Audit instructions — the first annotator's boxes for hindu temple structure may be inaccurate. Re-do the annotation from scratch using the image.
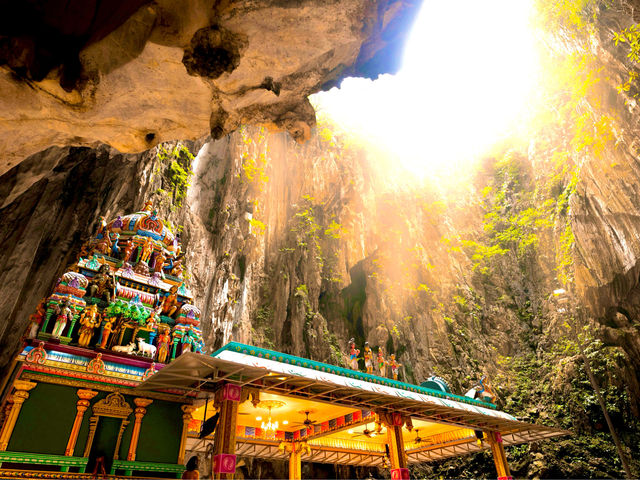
[0,202,205,477]
[0,202,568,479]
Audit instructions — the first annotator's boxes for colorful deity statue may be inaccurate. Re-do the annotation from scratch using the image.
[377,347,386,377]
[152,250,166,273]
[87,264,115,303]
[52,300,72,338]
[26,299,47,339]
[389,354,402,381]
[110,232,120,257]
[156,326,172,363]
[170,254,184,278]
[97,316,115,349]
[348,338,360,370]
[140,237,154,264]
[77,304,100,347]
[363,342,373,374]
[122,239,136,263]
[159,285,181,318]
[465,375,496,403]
[95,216,107,239]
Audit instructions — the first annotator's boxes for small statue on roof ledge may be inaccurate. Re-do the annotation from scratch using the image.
[363,342,373,374]
[348,338,360,370]
[465,375,496,403]
[388,354,402,381]
[377,346,386,377]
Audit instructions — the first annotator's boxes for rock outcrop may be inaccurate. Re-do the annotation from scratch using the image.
[0,0,421,175]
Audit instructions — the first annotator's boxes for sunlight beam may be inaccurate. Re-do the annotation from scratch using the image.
[312,0,540,179]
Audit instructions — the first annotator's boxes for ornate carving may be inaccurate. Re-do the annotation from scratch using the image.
[86,353,106,375]
[142,363,156,380]
[91,392,132,418]
[25,342,47,365]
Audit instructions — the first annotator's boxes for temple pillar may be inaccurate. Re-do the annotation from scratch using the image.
[0,380,37,451]
[178,404,196,465]
[487,431,512,480]
[385,413,409,480]
[126,398,153,461]
[0,396,14,430]
[212,383,241,479]
[65,389,98,456]
[288,444,302,480]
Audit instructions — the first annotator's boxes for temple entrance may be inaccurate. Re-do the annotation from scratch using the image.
[87,416,120,474]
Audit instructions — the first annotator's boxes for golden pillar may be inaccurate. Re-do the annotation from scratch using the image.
[288,444,302,480]
[384,413,409,480]
[0,380,37,451]
[178,404,196,465]
[0,396,14,430]
[487,431,512,480]
[126,398,153,461]
[212,383,241,479]
[65,389,98,456]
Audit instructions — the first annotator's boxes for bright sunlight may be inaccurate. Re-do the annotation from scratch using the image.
[312,0,541,178]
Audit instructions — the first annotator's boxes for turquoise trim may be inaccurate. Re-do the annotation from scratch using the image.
[211,342,496,409]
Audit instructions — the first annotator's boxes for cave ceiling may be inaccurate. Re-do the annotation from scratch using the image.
[0,0,421,176]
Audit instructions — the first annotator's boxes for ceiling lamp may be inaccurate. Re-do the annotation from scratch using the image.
[257,400,285,436]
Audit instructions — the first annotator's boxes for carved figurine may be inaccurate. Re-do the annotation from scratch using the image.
[377,347,386,377]
[152,250,166,273]
[97,316,115,349]
[95,216,107,239]
[110,232,120,257]
[363,342,373,374]
[136,337,156,358]
[26,299,46,339]
[170,254,184,277]
[156,327,172,363]
[140,237,154,264]
[465,375,496,403]
[122,240,136,263]
[389,354,402,381]
[159,285,181,318]
[77,305,100,347]
[348,338,360,370]
[52,300,72,338]
[87,264,115,303]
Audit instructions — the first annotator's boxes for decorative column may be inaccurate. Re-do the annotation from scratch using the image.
[65,389,98,456]
[126,398,153,461]
[288,444,302,480]
[212,383,241,479]
[487,431,512,480]
[0,380,37,451]
[83,416,100,457]
[0,396,14,430]
[178,404,196,465]
[385,413,409,480]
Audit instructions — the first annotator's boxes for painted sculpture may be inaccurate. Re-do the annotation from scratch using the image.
[465,375,496,403]
[26,201,205,362]
[363,342,373,374]
[377,347,386,377]
[348,338,360,370]
[389,354,402,381]
[52,300,72,339]
[26,300,46,339]
[77,305,100,347]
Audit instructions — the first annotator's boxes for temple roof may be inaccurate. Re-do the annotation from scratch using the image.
[137,342,568,466]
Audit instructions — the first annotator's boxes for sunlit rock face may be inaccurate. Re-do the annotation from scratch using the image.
[0,0,420,175]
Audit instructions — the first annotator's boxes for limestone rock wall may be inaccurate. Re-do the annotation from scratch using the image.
[0,0,421,175]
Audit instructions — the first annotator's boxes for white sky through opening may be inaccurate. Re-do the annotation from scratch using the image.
[312,0,540,179]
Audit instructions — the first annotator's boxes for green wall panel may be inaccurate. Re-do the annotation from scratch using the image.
[135,400,182,464]
[7,383,78,455]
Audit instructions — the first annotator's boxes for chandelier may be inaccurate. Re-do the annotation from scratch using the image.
[257,400,285,434]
